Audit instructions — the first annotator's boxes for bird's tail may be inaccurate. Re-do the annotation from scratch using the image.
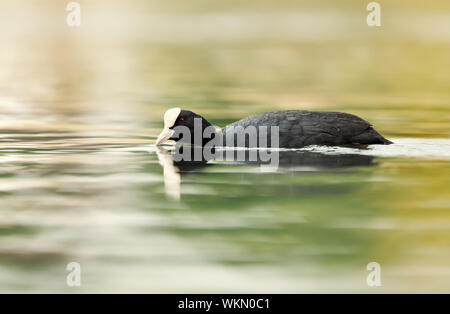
[381,137,393,145]
[351,127,393,145]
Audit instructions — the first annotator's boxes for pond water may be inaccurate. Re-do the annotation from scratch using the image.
[0,1,449,293]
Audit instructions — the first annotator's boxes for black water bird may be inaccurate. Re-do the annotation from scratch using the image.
[156,108,392,148]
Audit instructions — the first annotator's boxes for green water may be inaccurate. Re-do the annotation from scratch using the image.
[0,1,449,293]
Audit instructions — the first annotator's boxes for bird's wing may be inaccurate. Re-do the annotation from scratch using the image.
[222,110,372,147]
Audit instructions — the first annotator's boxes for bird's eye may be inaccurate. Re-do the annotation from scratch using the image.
[178,118,185,123]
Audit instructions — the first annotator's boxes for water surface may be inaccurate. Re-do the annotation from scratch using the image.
[0,1,449,293]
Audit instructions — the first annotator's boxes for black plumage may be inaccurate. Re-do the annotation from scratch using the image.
[158,109,392,148]
[219,110,392,148]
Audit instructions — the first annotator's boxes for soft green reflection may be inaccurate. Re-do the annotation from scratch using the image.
[0,1,449,293]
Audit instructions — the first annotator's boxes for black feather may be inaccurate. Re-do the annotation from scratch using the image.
[169,110,392,148]
[218,110,392,148]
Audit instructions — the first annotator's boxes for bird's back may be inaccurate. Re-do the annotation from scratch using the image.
[219,110,389,148]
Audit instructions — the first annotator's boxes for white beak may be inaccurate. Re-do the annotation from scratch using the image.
[156,128,174,145]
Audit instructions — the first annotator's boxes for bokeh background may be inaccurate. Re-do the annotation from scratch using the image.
[0,0,449,292]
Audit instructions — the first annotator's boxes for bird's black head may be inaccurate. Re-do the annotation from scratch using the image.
[156,108,215,146]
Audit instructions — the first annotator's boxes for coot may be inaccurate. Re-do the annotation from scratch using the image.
[156,108,392,148]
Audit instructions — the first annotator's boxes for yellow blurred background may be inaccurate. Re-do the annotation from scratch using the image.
[0,1,449,293]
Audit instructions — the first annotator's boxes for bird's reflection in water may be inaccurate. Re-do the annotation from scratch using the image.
[156,145,375,199]
[156,147,181,200]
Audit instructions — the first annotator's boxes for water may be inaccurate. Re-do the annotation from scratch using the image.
[0,1,449,293]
